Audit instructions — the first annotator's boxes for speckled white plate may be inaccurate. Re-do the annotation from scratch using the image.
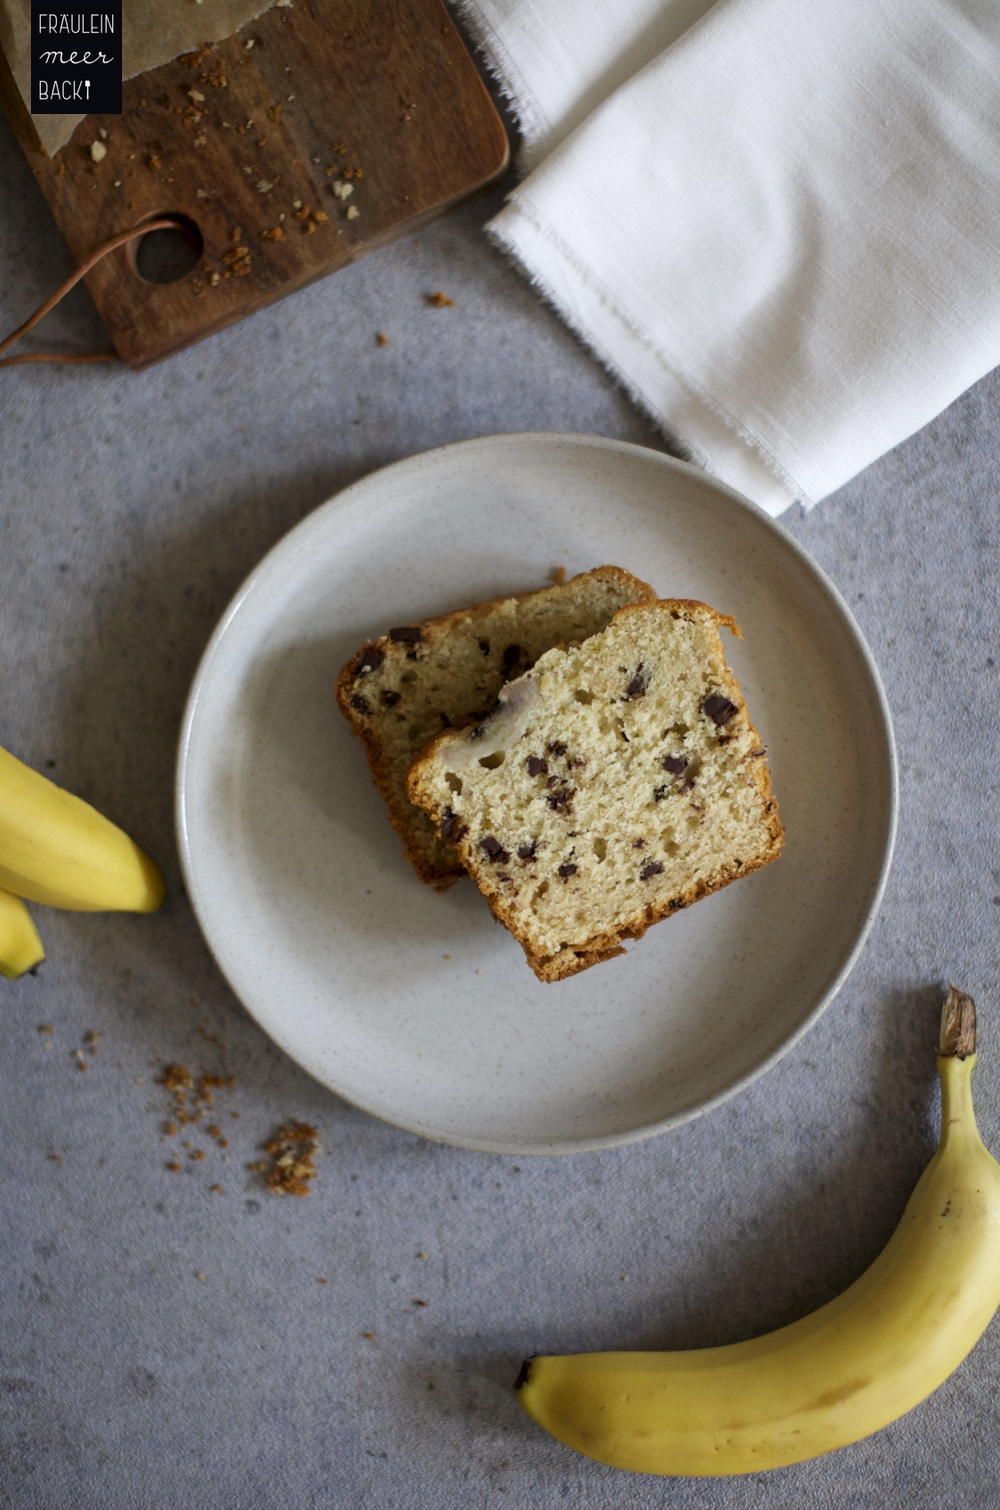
[176,433,896,1154]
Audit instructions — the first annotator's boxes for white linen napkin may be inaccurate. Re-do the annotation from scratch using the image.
[460,0,1000,513]
[455,0,718,169]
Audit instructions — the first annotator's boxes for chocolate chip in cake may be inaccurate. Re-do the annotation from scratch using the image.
[640,860,664,880]
[517,840,538,861]
[480,835,510,864]
[546,784,575,814]
[624,664,649,700]
[381,689,401,707]
[440,807,461,839]
[661,754,689,775]
[389,626,423,644]
[355,646,384,676]
[526,756,548,777]
[546,741,568,759]
[349,693,371,715]
[557,862,578,879]
[703,693,738,726]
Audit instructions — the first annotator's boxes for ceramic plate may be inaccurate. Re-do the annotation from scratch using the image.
[176,434,896,1154]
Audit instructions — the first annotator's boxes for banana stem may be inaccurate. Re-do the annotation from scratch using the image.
[936,987,980,1155]
[939,985,976,1058]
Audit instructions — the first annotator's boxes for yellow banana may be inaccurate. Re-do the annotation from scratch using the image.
[0,887,45,978]
[0,743,164,913]
[517,986,1000,1476]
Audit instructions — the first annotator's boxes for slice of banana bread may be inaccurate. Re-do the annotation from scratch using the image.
[335,567,656,887]
[406,599,783,979]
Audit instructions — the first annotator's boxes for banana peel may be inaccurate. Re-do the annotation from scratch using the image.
[0,742,164,918]
[517,986,1000,1476]
[0,887,44,978]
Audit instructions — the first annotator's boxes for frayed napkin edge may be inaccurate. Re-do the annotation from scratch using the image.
[450,0,553,171]
[488,191,811,515]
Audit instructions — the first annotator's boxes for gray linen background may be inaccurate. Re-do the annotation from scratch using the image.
[1,82,998,1510]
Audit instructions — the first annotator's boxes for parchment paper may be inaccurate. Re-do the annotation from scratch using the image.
[0,0,281,155]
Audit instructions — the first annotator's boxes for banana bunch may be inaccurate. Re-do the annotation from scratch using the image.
[517,986,1000,1476]
[0,742,165,978]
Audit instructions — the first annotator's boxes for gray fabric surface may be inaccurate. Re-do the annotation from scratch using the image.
[1,91,999,1509]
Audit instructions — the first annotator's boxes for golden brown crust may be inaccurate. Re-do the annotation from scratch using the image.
[463,837,778,982]
[607,596,742,639]
[517,832,783,981]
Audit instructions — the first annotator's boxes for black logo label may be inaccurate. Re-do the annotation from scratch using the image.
[31,3,123,114]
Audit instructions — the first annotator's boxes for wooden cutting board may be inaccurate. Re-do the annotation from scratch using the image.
[0,0,509,367]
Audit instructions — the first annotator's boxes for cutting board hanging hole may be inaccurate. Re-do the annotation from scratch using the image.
[132,215,204,286]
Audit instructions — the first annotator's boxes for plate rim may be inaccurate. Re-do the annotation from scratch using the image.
[175,431,898,1155]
